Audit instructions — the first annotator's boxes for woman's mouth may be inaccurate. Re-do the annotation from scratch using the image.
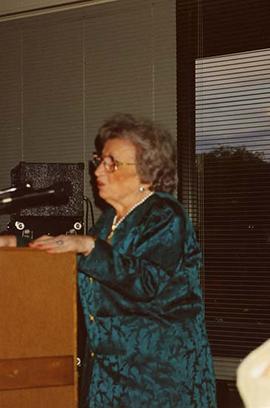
[97,180,105,188]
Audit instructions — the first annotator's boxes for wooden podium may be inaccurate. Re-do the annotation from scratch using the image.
[0,248,78,408]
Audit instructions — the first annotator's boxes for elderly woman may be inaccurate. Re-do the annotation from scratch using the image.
[0,114,216,407]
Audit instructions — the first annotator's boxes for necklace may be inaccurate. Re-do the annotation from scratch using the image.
[107,192,154,240]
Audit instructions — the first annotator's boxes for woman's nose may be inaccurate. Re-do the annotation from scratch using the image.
[95,161,105,176]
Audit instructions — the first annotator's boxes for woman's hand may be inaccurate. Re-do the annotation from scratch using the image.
[0,235,17,248]
[29,234,95,256]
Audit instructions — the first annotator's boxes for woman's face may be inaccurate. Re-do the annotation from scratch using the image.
[94,138,143,207]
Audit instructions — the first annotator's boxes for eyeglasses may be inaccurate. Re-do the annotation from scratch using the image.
[90,153,136,173]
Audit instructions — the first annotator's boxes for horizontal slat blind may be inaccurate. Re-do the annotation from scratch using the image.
[0,0,176,231]
[196,48,270,358]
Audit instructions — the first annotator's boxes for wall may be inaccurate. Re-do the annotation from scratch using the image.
[0,0,176,230]
[0,0,113,17]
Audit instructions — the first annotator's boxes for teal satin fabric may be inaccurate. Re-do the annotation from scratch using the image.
[78,192,217,407]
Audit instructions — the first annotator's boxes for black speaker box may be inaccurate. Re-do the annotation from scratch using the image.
[7,162,84,238]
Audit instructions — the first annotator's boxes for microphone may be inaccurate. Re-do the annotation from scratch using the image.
[0,183,32,197]
[0,182,72,214]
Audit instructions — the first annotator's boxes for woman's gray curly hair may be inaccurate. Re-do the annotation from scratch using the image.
[95,113,177,193]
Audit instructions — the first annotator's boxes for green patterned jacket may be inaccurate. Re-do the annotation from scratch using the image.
[78,192,217,408]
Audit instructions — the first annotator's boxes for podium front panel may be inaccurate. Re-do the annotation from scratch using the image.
[0,248,78,408]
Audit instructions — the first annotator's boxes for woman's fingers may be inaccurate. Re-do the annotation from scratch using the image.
[0,235,17,247]
[29,234,94,255]
[29,235,67,251]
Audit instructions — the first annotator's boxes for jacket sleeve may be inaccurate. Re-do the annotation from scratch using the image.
[78,204,201,301]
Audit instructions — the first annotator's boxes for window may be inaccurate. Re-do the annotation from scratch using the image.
[196,48,270,362]
[177,0,270,384]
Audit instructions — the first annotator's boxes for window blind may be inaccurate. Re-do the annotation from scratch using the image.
[177,0,270,384]
[196,48,270,359]
[0,0,176,231]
